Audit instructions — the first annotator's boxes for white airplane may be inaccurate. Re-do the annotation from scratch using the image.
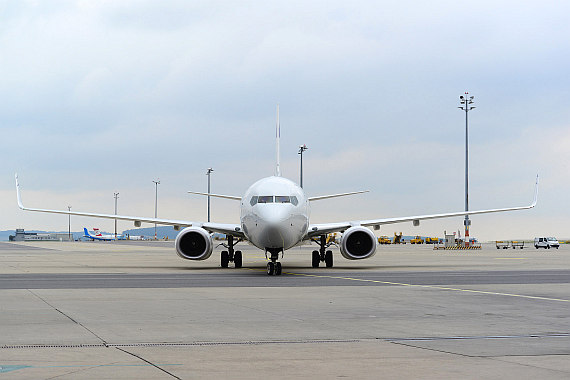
[15,108,538,275]
[83,227,125,241]
[125,234,151,241]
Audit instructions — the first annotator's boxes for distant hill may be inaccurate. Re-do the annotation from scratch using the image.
[0,230,16,241]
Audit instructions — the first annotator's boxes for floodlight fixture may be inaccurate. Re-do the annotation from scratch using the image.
[458,92,475,246]
[206,168,214,222]
[298,144,308,188]
[114,192,119,239]
[153,179,160,239]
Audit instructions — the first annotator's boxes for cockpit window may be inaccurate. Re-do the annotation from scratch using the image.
[252,195,299,205]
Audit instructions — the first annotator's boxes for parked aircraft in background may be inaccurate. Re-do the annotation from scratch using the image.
[83,228,125,241]
[125,234,151,241]
[16,107,538,275]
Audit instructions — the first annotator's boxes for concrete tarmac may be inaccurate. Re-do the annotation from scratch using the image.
[0,241,568,379]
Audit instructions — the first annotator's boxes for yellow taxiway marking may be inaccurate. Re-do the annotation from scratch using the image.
[276,271,570,303]
[495,258,526,260]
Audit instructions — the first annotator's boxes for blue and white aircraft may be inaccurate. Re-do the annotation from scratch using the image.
[15,107,538,275]
[83,228,125,241]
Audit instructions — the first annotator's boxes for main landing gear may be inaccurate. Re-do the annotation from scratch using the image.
[220,235,243,269]
[265,248,283,276]
[311,235,334,268]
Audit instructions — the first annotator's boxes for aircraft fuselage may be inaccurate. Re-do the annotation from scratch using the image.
[240,176,309,252]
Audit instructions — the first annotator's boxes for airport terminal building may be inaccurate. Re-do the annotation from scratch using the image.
[9,229,72,242]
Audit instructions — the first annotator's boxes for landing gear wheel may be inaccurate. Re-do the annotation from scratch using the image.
[325,250,333,268]
[221,251,229,268]
[312,250,320,268]
[267,262,275,275]
[234,251,242,268]
[275,262,282,275]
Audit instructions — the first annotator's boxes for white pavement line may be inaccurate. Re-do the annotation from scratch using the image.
[283,272,570,303]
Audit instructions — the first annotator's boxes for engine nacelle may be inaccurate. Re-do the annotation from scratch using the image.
[175,227,213,261]
[339,226,377,260]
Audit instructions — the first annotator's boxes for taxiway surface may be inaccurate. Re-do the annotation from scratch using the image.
[0,241,568,379]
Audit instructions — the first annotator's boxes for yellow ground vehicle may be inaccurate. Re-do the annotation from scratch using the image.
[327,233,338,244]
[425,237,439,244]
[410,236,424,244]
[393,232,404,244]
[378,236,391,244]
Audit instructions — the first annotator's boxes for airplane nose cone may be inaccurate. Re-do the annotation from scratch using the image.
[257,205,291,224]
[263,225,284,247]
[256,205,293,248]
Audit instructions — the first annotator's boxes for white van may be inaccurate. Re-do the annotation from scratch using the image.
[534,237,559,249]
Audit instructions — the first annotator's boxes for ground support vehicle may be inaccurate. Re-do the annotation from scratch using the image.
[410,236,424,244]
[393,232,404,244]
[496,241,510,249]
[534,237,559,249]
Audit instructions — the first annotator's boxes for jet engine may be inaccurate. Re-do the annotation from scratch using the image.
[175,227,213,261]
[339,226,377,260]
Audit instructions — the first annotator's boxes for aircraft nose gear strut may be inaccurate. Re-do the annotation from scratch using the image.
[220,235,243,268]
[311,235,334,268]
[265,248,283,275]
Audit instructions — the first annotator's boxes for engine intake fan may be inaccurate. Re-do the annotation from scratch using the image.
[339,226,377,260]
[175,227,213,261]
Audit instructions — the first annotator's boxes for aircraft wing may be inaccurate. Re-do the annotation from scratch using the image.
[187,191,241,201]
[307,175,538,238]
[308,190,369,201]
[15,175,245,238]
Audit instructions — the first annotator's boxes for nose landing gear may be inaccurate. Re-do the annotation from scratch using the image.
[265,248,283,276]
[266,261,282,275]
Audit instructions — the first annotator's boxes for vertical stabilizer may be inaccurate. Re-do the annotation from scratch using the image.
[275,105,281,177]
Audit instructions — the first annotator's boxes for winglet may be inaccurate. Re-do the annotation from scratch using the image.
[15,173,25,210]
[531,174,539,207]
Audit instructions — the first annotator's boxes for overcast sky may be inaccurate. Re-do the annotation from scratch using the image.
[1,0,568,240]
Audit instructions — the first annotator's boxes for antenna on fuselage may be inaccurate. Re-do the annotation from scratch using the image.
[275,104,281,177]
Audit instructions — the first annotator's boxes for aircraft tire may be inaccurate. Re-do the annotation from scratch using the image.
[325,250,333,268]
[275,262,282,275]
[267,262,275,275]
[221,251,229,268]
[312,251,320,268]
[234,251,242,268]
